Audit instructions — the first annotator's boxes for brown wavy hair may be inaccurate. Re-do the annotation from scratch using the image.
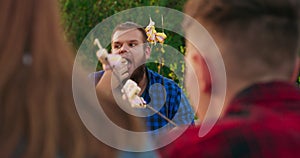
[0,0,116,157]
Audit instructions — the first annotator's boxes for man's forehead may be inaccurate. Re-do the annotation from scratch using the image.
[112,28,143,42]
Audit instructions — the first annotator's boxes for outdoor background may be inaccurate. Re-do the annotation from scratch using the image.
[59,0,300,86]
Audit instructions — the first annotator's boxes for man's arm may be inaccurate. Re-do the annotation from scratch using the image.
[95,70,146,132]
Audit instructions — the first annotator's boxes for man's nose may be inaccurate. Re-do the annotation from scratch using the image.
[119,44,129,54]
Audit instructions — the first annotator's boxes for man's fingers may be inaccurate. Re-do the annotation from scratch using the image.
[105,54,130,85]
[102,64,112,71]
[117,66,127,74]
[121,72,129,80]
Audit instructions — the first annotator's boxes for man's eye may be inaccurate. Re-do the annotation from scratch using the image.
[129,43,137,47]
[114,45,121,49]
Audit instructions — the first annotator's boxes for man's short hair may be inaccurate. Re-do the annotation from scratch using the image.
[112,21,148,43]
[184,0,299,79]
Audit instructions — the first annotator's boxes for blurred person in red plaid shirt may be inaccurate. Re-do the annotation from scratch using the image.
[159,0,300,157]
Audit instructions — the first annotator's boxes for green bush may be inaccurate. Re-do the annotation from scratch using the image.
[60,0,186,49]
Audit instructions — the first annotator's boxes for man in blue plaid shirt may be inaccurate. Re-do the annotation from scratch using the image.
[94,21,194,131]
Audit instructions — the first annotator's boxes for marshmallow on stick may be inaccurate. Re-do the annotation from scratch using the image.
[94,39,109,64]
[121,79,146,108]
[94,38,125,70]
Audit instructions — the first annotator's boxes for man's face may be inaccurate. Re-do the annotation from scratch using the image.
[111,29,150,76]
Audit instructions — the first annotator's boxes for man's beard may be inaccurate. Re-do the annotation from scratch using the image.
[130,64,146,84]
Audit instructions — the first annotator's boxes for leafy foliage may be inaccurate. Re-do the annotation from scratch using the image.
[60,0,186,49]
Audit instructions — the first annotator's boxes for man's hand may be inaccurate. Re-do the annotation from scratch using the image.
[95,39,129,86]
[102,54,129,88]
[111,56,130,83]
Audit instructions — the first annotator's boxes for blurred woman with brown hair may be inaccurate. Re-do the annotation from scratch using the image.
[0,0,126,157]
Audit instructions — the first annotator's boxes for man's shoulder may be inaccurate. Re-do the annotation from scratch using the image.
[159,126,202,157]
[159,122,252,157]
[176,114,300,156]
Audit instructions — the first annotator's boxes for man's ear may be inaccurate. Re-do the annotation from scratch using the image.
[192,52,212,93]
[145,45,151,60]
[291,57,300,83]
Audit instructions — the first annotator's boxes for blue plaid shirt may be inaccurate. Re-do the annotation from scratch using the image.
[93,68,194,131]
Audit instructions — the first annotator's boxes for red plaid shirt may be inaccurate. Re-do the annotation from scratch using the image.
[159,81,300,158]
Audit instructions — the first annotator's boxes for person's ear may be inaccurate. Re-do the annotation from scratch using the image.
[191,52,211,93]
[145,45,151,60]
[291,57,300,83]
